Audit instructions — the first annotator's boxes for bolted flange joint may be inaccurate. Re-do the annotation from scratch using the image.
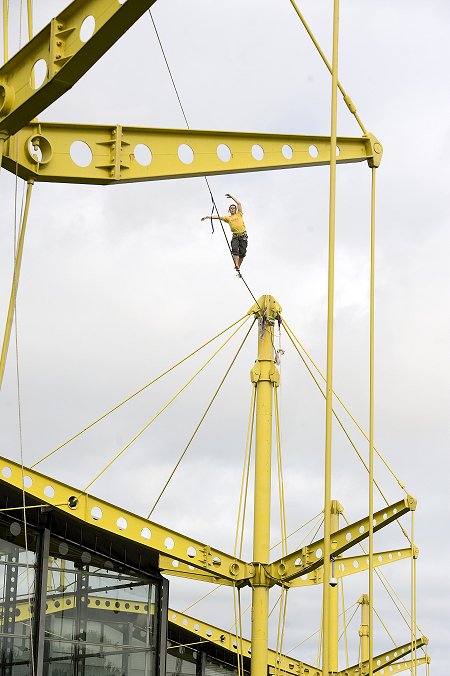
[249,563,275,589]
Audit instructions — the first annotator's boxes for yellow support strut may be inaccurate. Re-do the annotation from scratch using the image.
[0,179,34,390]
[248,295,281,676]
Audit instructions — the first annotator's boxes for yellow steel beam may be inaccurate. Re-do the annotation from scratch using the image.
[9,597,430,676]
[337,637,428,676]
[8,597,321,675]
[2,123,383,184]
[0,455,252,584]
[288,548,413,587]
[159,554,235,586]
[10,595,155,623]
[271,496,416,583]
[167,609,321,676]
[0,0,158,138]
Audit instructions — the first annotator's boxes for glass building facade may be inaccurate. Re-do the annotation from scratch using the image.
[0,486,248,676]
[0,513,162,676]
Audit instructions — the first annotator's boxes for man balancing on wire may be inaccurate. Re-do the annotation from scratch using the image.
[201,194,248,276]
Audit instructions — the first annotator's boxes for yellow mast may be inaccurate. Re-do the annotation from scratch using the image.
[248,294,281,676]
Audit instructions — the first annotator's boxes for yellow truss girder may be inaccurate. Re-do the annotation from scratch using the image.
[0,455,251,584]
[288,548,413,587]
[0,456,415,590]
[9,596,429,676]
[6,596,317,675]
[2,123,383,184]
[8,596,155,624]
[167,608,320,676]
[0,0,158,138]
[337,637,429,676]
[271,496,416,583]
[159,554,236,586]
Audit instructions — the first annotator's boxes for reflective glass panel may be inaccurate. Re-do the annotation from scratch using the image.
[44,540,159,676]
[0,519,37,676]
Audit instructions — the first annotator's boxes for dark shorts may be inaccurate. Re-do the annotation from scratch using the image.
[231,232,248,258]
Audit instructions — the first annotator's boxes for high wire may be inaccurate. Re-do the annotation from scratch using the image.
[148,9,260,306]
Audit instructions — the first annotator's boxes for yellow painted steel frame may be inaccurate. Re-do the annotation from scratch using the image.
[12,596,429,676]
[337,637,429,676]
[271,496,416,583]
[288,548,412,587]
[12,596,155,623]
[2,124,383,184]
[0,455,251,585]
[0,0,158,137]
[167,609,321,676]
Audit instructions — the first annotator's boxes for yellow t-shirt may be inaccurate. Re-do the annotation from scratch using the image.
[222,210,246,235]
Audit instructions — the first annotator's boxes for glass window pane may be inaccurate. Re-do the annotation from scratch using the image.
[0,518,37,676]
[44,538,159,676]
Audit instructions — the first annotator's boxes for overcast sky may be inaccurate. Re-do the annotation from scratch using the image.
[1,0,449,673]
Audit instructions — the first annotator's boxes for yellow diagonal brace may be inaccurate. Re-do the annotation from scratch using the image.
[0,455,251,584]
[337,637,428,676]
[271,496,416,583]
[167,609,321,676]
[288,548,413,587]
[339,656,430,676]
[0,0,158,137]
[159,554,235,586]
[2,123,383,184]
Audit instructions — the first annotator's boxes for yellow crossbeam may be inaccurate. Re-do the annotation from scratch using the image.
[271,496,416,583]
[337,637,428,676]
[0,456,251,584]
[9,595,155,623]
[288,548,412,587]
[2,123,383,184]
[167,609,321,676]
[0,0,158,137]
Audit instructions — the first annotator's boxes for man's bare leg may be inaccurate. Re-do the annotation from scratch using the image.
[233,255,240,269]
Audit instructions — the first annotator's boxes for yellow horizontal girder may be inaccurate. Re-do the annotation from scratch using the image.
[288,548,413,587]
[2,122,383,184]
[168,608,321,676]
[159,554,236,586]
[8,596,156,624]
[0,456,251,584]
[338,637,428,676]
[0,0,158,138]
[271,496,416,583]
[4,597,321,675]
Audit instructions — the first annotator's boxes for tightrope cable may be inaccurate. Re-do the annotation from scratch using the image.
[147,10,260,307]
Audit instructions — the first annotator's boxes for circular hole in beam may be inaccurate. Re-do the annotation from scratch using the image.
[251,144,264,161]
[308,145,319,158]
[178,144,194,164]
[217,144,231,162]
[31,59,47,89]
[70,141,93,167]
[282,144,293,159]
[80,15,95,42]
[134,144,152,166]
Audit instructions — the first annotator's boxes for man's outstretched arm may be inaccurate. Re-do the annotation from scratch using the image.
[225,193,242,212]
[201,215,225,221]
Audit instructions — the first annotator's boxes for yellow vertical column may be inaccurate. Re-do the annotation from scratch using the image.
[248,295,281,676]
[329,500,343,673]
[322,1,340,674]
[358,595,370,664]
